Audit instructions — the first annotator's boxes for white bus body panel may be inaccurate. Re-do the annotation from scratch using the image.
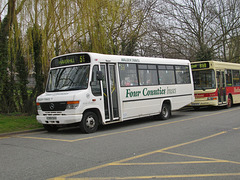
[120,84,194,120]
[36,89,104,125]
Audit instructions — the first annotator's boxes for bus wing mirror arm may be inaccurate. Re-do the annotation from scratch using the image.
[97,71,103,81]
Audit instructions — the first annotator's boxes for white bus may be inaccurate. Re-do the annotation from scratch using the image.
[36,52,194,133]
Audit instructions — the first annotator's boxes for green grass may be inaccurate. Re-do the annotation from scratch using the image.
[0,113,43,134]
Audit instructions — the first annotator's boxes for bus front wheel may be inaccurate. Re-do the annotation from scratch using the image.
[80,111,99,133]
[160,103,171,120]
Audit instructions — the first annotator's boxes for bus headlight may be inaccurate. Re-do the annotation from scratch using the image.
[66,101,80,109]
[36,102,41,110]
[207,97,217,100]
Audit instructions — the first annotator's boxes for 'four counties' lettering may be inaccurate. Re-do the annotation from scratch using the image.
[126,87,176,98]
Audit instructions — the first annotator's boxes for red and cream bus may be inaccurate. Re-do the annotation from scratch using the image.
[190,61,240,109]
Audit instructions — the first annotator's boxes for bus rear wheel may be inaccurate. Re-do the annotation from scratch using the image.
[160,103,171,120]
[80,111,99,133]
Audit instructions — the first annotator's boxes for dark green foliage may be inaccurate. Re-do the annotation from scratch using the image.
[27,24,44,98]
[15,33,29,113]
[196,45,214,61]
[32,24,44,96]
[0,16,12,113]
[23,24,44,114]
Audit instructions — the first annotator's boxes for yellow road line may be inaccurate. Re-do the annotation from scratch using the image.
[161,151,240,165]
[114,131,227,164]
[111,161,224,165]
[48,131,228,180]
[50,173,240,179]
[17,136,74,142]
[161,151,225,162]
[157,131,226,152]
[19,107,240,142]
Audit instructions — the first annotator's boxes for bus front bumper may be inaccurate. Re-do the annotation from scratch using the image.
[36,114,83,125]
[189,100,218,106]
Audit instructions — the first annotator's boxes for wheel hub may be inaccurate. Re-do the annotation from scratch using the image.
[162,107,168,117]
[86,116,95,129]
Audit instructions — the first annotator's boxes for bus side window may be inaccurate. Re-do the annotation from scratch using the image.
[91,65,102,96]
[233,70,240,86]
[138,64,158,86]
[119,63,138,86]
[158,65,176,84]
[175,65,191,84]
[226,70,232,87]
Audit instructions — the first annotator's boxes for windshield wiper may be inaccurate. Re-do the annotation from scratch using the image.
[48,88,60,92]
[65,87,81,91]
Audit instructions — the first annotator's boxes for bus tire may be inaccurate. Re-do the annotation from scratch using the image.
[43,124,58,132]
[226,95,232,108]
[160,103,171,120]
[80,111,99,133]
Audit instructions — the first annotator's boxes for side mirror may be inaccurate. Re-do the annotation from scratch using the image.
[97,71,103,81]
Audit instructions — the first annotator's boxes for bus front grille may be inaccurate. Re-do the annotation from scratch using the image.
[40,102,67,111]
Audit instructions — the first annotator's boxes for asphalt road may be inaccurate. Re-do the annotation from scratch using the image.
[1,105,240,180]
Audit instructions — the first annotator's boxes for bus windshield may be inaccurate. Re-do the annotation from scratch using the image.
[192,70,215,90]
[46,65,90,92]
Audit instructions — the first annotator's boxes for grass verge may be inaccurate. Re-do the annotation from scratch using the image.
[0,113,42,134]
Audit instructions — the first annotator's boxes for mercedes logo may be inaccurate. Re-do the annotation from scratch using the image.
[49,103,55,110]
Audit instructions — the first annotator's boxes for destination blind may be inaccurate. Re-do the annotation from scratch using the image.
[191,62,210,69]
[51,54,91,68]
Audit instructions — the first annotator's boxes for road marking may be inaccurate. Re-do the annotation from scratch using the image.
[160,151,240,165]
[16,136,73,142]
[48,131,235,180]
[111,131,227,165]
[49,173,240,179]
[18,107,240,142]
[112,160,225,165]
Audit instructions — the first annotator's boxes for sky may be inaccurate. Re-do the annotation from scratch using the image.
[0,0,8,20]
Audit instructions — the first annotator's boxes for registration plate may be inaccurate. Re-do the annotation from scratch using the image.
[191,103,200,106]
[46,117,57,120]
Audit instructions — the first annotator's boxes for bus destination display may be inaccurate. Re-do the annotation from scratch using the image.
[51,54,90,68]
[191,62,209,69]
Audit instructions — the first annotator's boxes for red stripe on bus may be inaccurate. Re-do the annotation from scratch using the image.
[195,87,240,98]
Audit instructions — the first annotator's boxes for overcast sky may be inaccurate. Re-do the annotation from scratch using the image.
[0,0,8,20]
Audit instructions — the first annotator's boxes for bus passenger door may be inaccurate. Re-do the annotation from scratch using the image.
[217,71,226,104]
[101,64,119,122]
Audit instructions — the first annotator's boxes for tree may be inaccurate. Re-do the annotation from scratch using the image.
[27,24,44,97]
[0,0,16,113]
[15,27,29,113]
[145,0,240,61]
[228,35,240,63]
[213,0,240,62]
[0,0,28,113]
[160,0,217,61]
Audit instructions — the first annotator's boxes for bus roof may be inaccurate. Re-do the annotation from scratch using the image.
[191,60,240,70]
[51,52,190,68]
